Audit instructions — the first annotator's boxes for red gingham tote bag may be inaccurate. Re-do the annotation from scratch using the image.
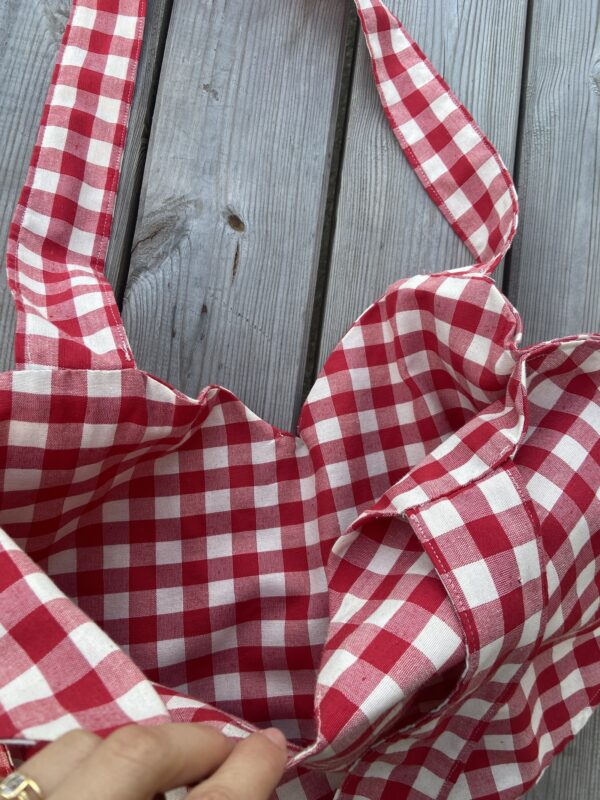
[1,2,599,798]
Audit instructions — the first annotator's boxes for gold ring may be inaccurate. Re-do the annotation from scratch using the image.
[0,772,44,800]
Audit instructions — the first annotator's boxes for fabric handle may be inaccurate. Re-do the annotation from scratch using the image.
[354,0,519,272]
[5,0,518,371]
[5,0,146,370]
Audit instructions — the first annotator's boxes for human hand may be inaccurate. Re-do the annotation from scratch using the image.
[8,723,288,800]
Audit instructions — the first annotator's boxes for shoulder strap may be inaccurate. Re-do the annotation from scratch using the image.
[354,0,519,274]
[6,0,145,370]
[5,0,517,371]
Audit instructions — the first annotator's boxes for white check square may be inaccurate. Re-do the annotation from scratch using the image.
[325,460,351,488]
[552,433,589,471]
[258,572,287,598]
[42,124,68,152]
[208,578,235,606]
[399,117,424,146]
[477,155,502,188]
[253,482,279,508]
[214,672,242,701]
[105,54,131,80]
[156,586,184,614]
[79,319,114,357]
[52,83,77,109]
[256,528,282,553]
[422,153,448,183]
[95,95,122,124]
[206,533,233,559]
[114,14,139,40]
[430,92,458,122]
[479,471,522,513]
[62,45,87,68]
[445,187,471,220]
[318,648,357,688]
[87,138,112,168]
[32,168,60,196]
[453,559,499,607]
[80,422,117,448]
[390,28,411,54]
[155,495,181,519]
[418,498,464,537]
[454,123,480,154]
[380,78,401,106]
[411,615,462,668]
[155,540,182,565]
[69,621,118,666]
[72,6,97,30]
[8,420,48,448]
[73,289,106,316]
[21,207,51,239]
[69,227,96,257]
[407,61,433,89]
[205,489,231,514]
[313,416,342,443]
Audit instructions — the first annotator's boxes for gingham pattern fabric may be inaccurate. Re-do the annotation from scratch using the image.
[5,0,141,370]
[0,2,598,799]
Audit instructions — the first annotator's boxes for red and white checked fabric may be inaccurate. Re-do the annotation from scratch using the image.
[0,1,598,799]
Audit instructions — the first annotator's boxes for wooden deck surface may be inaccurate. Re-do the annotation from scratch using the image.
[1,1,599,796]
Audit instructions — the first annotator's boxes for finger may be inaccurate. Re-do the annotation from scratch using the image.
[187,728,287,800]
[47,723,235,800]
[14,730,101,798]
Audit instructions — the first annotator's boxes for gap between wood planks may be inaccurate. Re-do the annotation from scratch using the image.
[502,0,535,300]
[295,1,360,421]
[112,0,175,308]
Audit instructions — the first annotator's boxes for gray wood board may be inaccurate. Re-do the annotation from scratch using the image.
[505,0,600,346]
[0,0,172,369]
[121,0,351,432]
[317,0,529,373]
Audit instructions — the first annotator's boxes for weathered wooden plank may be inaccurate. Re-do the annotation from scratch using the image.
[0,0,172,369]
[504,0,600,346]
[121,0,351,432]
[316,0,529,375]
[529,712,600,799]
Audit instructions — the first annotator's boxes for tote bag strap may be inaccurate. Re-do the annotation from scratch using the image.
[5,0,145,370]
[5,0,518,371]
[354,0,519,274]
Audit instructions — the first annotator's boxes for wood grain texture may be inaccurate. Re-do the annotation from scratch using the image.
[317,0,529,373]
[0,0,70,371]
[0,0,172,369]
[121,0,350,432]
[505,0,600,347]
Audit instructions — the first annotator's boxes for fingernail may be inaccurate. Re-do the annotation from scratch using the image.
[260,727,287,751]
